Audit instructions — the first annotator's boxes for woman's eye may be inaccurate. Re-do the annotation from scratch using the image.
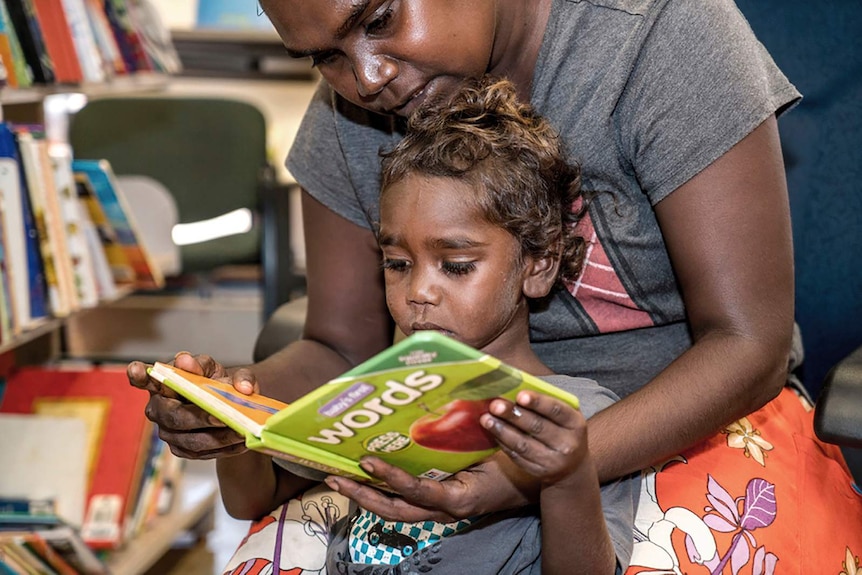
[310,51,338,68]
[366,6,394,35]
[442,261,476,276]
[382,258,409,272]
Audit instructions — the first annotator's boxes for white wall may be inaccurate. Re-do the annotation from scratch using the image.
[147,0,198,29]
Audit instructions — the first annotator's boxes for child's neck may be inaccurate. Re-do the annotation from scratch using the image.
[485,340,554,378]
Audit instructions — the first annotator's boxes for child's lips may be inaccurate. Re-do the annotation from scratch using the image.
[411,323,452,336]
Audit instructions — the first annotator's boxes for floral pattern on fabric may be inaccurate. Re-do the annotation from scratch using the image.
[626,388,862,575]
[722,418,774,466]
[221,483,352,575]
[842,547,861,575]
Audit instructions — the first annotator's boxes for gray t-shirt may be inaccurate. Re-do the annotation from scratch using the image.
[286,0,801,400]
[324,375,637,574]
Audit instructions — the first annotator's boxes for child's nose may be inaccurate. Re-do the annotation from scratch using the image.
[407,267,441,306]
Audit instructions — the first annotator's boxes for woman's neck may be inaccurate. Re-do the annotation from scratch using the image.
[489,0,553,101]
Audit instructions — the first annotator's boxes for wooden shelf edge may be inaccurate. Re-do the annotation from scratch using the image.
[0,73,170,106]
[105,473,218,575]
[0,286,135,356]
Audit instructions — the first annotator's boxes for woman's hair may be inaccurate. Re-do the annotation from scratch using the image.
[380,76,587,286]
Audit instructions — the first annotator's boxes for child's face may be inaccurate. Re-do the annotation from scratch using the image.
[379,174,534,356]
[261,0,497,117]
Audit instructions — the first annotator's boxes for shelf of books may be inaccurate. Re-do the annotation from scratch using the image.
[105,472,218,575]
[0,3,215,574]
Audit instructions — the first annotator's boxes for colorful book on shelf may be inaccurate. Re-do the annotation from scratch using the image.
[72,170,133,288]
[3,0,54,84]
[82,0,125,76]
[0,123,49,327]
[0,365,153,550]
[0,200,14,342]
[13,126,78,317]
[0,123,28,334]
[0,530,79,575]
[58,0,106,83]
[0,0,32,88]
[48,148,101,308]
[31,0,83,84]
[149,331,581,484]
[72,159,164,290]
[103,0,150,73]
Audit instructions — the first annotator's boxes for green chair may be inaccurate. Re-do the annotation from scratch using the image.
[68,96,304,319]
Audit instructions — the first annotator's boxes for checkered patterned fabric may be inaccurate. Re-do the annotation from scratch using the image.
[349,508,476,565]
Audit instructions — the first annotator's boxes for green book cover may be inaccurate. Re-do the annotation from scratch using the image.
[149,332,579,484]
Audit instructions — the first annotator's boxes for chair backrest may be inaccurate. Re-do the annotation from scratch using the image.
[69,96,269,274]
[737,0,862,397]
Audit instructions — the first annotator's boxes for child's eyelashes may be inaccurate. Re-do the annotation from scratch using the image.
[382,258,408,272]
[381,259,477,276]
[442,261,476,276]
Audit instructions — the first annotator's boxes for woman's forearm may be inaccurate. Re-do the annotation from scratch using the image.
[588,330,789,483]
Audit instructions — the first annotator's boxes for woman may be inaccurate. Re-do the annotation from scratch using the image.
[129,1,861,572]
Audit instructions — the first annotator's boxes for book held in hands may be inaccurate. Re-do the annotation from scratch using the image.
[148,331,580,484]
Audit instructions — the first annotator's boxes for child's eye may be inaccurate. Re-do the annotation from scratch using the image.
[442,261,476,276]
[382,258,409,272]
[366,6,394,35]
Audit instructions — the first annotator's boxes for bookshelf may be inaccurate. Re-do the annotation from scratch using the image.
[0,2,219,574]
[105,472,218,575]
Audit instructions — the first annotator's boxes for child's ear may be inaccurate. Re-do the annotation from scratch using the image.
[522,253,561,299]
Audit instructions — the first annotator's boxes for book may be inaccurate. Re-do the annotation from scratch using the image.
[47,147,100,308]
[3,0,54,84]
[0,531,78,575]
[82,0,124,76]
[0,497,55,518]
[72,159,164,290]
[0,414,88,528]
[72,170,133,288]
[31,0,83,84]
[58,0,105,83]
[2,124,49,326]
[149,331,581,484]
[0,366,153,550]
[102,0,150,73]
[0,123,29,334]
[0,0,32,88]
[13,126,77,317]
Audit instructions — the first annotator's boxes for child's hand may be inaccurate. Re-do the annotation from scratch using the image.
[480,390,590,488]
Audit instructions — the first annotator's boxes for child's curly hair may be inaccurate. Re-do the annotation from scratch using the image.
[380,76,587,287]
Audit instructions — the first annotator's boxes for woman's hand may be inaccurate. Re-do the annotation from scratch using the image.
[127,352,259,459]
[324,451,539,523]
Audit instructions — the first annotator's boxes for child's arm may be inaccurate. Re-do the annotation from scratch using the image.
[481,391,617,575]
[217,450,316,520]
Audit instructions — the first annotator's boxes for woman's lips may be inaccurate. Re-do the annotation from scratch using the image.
[393,83,431,117]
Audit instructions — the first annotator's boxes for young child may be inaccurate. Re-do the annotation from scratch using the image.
[220,76,635,574]
[321,76,634,573]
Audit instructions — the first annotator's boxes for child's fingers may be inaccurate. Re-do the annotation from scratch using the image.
[481,397,579,455]
[481,414,552,471]
[512,391,581,429]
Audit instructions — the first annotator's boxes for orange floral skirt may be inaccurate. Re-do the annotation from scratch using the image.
[625,387,862,575]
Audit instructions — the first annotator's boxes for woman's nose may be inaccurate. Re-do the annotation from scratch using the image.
[354,54,397,98]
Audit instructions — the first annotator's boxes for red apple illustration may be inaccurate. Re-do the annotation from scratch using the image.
[409,399,496,452]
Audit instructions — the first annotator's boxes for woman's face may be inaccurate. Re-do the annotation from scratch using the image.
[262,0,498,117]
[378,174,533,358]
